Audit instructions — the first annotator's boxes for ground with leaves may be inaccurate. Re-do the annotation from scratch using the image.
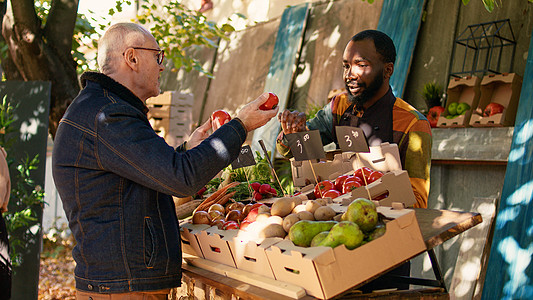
[38,232,76,300]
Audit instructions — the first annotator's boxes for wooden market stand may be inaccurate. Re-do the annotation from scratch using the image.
[177,208,482,299]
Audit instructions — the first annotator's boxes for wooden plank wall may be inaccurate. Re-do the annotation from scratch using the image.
[482,30,533,300]
[377,0,426,98]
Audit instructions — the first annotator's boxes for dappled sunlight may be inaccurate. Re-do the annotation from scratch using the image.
[497,237,533,296]
[515,119,533,145]
[295,62,311,88]
[325,25,341,49]
[495,206,521,229]
[506,180,533,206]
[20,118,40,142]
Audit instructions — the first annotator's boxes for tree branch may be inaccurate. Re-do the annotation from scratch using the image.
[45,0,79,57]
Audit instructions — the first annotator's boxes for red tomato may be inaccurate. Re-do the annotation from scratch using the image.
[224,221,240,230]
[354,167,373,184]
[239,220,252,231]
[344,176,364,186]
[259,92,279,110]
[243,207,260,223]
[342,180,362,194]
[367,170,384,184]
[323,189,341,199]
[314,180,335,198]
[334,175,350,191]
[211,110,231,128]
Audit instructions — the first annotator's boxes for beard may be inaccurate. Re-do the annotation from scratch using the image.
[346,71,384,110]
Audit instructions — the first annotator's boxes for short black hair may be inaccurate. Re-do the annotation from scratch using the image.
[350,30,396,64]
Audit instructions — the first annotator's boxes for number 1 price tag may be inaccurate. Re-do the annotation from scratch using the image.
[335,126,370,153]
[286,130,326,161]
[231,145,256,169]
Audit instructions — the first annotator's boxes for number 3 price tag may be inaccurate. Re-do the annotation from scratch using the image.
[231,145,256,169]
[286,130,326,161]
[335,126,370,153]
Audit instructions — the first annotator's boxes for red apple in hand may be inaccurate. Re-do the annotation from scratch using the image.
[427,106,445,128]
[259,92,279,110]
[211,110,231,129]
[483,102,504,117]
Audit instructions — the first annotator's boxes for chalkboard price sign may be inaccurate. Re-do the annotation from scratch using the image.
[231,145,256,169]
[286,130,325,161]
[335,126,370,153]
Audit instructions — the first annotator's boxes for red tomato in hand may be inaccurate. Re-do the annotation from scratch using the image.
[314,180,335,198]
[354,167,373,184]
[259,92,279,110]
[334,175,350,192]
[211,110,231,128]
[342,180,362,194]
[323,189,341,199]
[367,170,384,184]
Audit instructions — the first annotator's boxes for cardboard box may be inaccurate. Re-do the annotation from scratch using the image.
[265,206,425,299]
[196,227,239,268]
[437,76,481,127]
[469,73,523,127]
[180,223,211,258]
[229,236,283,279]
[333,170,416,208]
[146,91,194,107]
[291,143,402,187]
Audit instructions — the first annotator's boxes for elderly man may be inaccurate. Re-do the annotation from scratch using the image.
[52,22,277,299]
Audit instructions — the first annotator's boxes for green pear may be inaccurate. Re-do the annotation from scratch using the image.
[318,221,364,250]
[343,198,378,232]
[366,224,386,242]
[288,220,337,247]
[456,102,471,115]
[446,102,458,115]
[310,231,330,247]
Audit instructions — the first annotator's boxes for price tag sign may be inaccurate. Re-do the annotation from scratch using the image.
[231,145,256,169]
[286,130,326,161]
[335,126,370,153]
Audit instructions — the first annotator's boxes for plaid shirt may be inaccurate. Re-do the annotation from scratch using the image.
[277,88,432,208]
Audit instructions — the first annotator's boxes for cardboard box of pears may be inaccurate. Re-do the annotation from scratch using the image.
[180,143,425,299]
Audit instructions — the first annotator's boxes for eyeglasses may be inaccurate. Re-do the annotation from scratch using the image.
[127,47,165,65]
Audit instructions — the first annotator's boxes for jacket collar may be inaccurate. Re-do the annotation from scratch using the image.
[80,72,149,115]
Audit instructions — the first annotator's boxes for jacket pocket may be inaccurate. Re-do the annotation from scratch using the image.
[143,217,158,268]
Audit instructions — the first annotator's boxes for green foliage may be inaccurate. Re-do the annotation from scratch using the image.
[0,96,45,267]
[125,0,238,77]
[419,81,443,109]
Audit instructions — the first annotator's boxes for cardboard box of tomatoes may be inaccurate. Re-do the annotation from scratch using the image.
[290,143,402,187]
[469,73,522,127]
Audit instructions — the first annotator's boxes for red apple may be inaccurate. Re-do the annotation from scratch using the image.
[314,180,335,198]
[224,221,240,230]
[427,106,445,128]
[211,110,231,128]
[259,92,279,110]
[483,102,504,117]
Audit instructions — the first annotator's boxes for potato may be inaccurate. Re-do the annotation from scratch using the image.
[282,214,300,232]
[256,213,271,223]
[305,200,323,214]
[292,204,307,214]
[266,215,284,225]
[314,206,336,221]
[333,213,343,222]
[258,204,271,214]
[259,223,286,238]
[271,197,300,217]
[297,210,315,221]
[315,198,329,206]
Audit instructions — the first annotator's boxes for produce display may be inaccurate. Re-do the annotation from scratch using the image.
[444,101,471,119]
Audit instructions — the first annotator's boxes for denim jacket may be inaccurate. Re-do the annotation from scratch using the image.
[52,72,247,293]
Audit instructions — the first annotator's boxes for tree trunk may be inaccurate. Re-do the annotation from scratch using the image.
[2,0,81,139]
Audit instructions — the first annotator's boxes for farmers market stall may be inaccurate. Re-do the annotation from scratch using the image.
[177,208,481,299]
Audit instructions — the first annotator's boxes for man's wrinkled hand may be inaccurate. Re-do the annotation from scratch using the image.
[236,93,279,131]
[186,118,212,149]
